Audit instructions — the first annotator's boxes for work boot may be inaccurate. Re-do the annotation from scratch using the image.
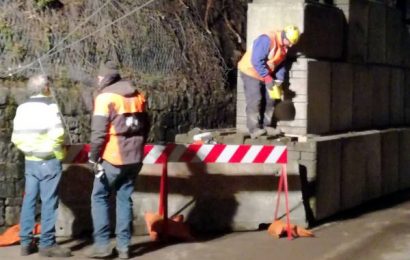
[39,244,72,257]
[116,248,130,259]
[20,242,38,256]
[85,245,113,258]
[264,127,283,137]
[250,128,267,139]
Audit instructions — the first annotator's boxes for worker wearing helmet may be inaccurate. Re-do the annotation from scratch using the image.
[238,25,300,139]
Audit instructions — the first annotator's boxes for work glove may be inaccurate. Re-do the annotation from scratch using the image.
[266,80,283,100]
[89,159,105,178]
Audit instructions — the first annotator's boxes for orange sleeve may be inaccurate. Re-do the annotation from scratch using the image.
[93,93,112,116]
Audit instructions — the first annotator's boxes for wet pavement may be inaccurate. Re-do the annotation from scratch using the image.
[2,190,410,260]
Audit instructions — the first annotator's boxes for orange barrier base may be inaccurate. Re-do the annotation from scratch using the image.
[144,212,194,242]
[267,220,314,239]
[0,224,41,246]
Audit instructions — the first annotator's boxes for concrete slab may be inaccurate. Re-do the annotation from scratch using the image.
[386,7,402,65]
[381,130,400,195]
[367,2,386,64]
[362,132,382,200]
[371,66,390,128]
[389,68,405,126]
[314,138,341,220]
[352,65,373,130]
[331,63,353,132]
[300,3,345,59]
[340,136,366,211]
[348,0,370,63]
[399,129,410,190]
[307,61,331,134]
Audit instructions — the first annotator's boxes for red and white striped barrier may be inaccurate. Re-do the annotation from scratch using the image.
[65,144,288,165]
[64,143,292,239]
[143,144,287,164]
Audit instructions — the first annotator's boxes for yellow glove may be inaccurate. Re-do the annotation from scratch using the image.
[267,83,283,100]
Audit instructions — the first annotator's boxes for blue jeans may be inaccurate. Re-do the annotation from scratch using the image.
[20,158,62,248]
[91,161,141,252]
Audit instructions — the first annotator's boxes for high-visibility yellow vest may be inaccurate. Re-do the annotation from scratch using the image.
[11,95,65,161]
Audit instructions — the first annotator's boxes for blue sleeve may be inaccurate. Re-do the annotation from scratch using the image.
[251,34,271,78]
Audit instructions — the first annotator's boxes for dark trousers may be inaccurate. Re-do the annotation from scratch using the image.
[241,72,275,134]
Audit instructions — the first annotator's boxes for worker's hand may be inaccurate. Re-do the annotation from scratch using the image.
[263,75,274,90]
[89,159,105,178]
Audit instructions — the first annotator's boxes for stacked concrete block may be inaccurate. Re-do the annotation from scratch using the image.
[352,65,373,130]
[347,0,409,66]
[246,2,304,50]
[405,70,410,125]
[299,3,345,59]
[331,63,353,132]
[306,61,331,135]
[380,129,400,195]
[340,135,366,210]
[361,132,383,200]
[398,129,410,190]
[314,137,341,220]
[277,58,310,135]
[347,0,370,63]
[236,75,247,133]
[371,66,390,128]
[386,7,403,65]
[367,2,387,64]
[389,69,405,126]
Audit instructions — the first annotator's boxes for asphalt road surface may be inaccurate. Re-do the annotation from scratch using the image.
[2,190,410,260]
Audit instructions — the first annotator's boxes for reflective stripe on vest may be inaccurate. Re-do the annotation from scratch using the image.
[238,31,287,80]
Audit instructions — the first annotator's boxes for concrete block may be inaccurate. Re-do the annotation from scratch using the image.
[315,139,341,220]
[386,7,402,65]
[341,136,366,210]
[353,65,373,129]
[381,130,399,195]
[371,66,390,128]
[348,0,370,63]
[299,3,345,59]
[389,69,405,126]
[331,63,353,132]
[289,77,308,95]
[307,61,331,134]
[367,2,387,64]
[246,3,304,50]
[404,70,410,125]
[362,132,382,200]
[402,30,410,67]
[133,171,307,233]
[399,129,410,190]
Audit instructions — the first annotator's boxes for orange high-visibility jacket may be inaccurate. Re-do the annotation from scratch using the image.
[238,31,288,81]
[90,80,147,166]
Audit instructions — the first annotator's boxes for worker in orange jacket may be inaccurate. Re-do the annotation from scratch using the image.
[238,25,300,139]
[87,61,149,259]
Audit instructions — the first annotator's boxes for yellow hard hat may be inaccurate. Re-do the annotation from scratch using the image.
[283,25,300,45]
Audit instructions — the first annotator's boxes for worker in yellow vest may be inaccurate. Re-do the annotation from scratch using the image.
[238,25,300,139]
[11,75,71,257]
